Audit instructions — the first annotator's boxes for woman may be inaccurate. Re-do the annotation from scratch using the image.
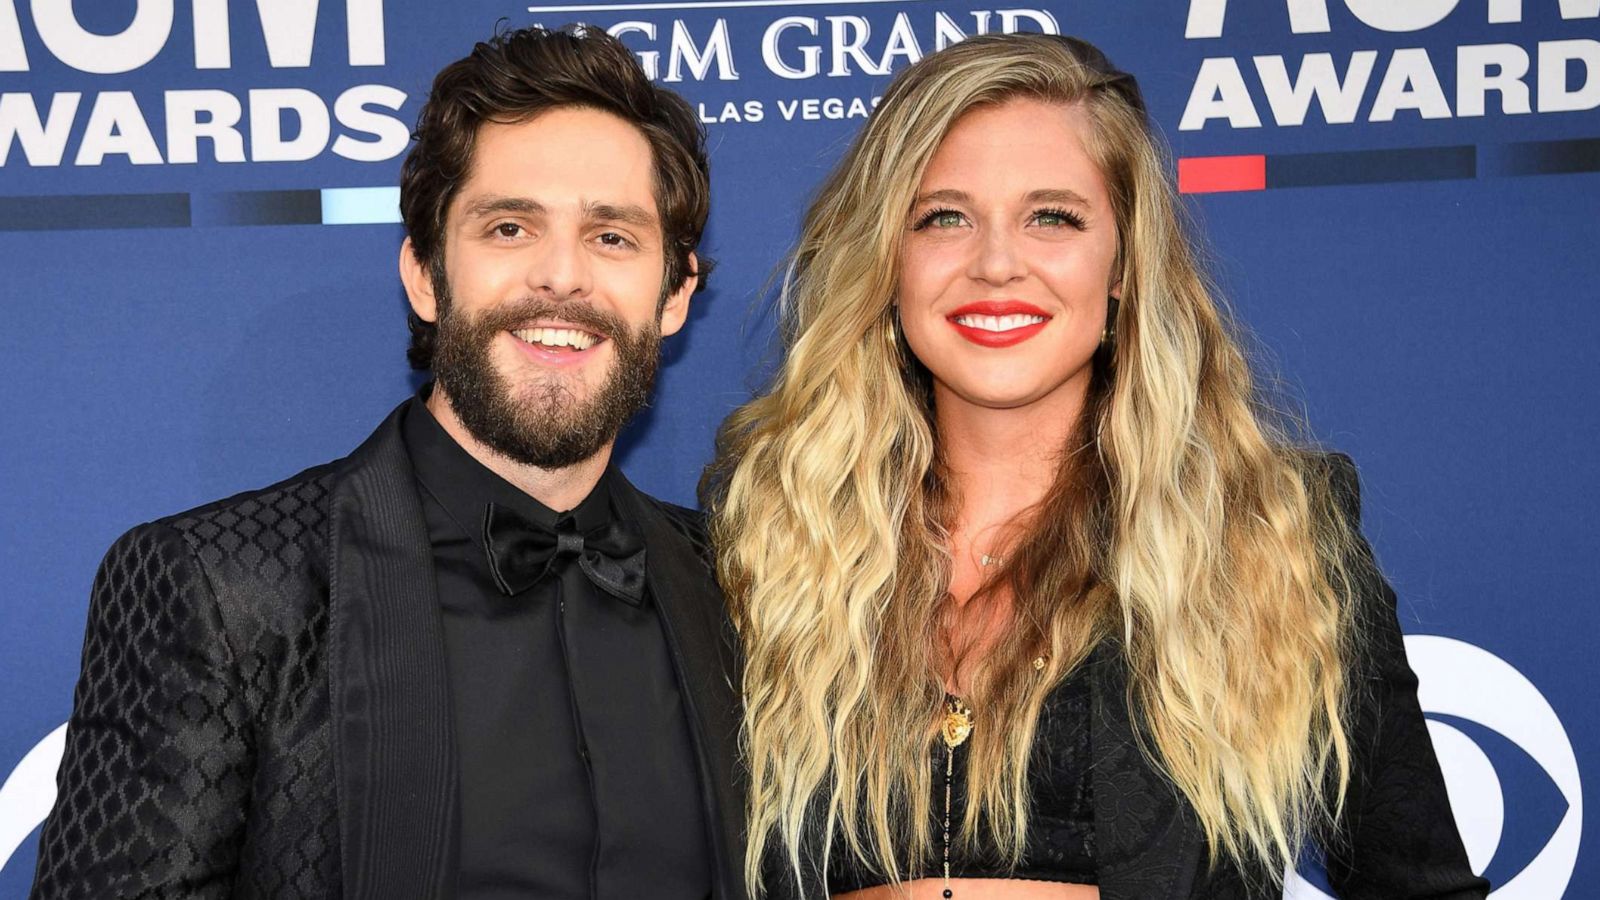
[706,33,1487,900]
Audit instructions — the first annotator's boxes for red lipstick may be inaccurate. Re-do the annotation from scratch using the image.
[946,300,1052,348]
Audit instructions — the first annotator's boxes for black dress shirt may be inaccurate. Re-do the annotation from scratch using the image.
[402,398,711,900]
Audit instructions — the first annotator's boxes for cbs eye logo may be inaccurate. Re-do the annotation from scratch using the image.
[0,722,67,880]
[1287,635,1580,899]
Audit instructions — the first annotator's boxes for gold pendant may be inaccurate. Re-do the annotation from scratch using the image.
[941,697,974,749]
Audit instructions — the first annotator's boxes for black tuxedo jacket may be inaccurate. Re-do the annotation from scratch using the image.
[31,403,746,900]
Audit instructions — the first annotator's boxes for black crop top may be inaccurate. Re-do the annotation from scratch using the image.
[826,671,1097,892]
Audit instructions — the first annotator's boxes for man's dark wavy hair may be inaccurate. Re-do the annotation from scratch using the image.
[399,25,712,370]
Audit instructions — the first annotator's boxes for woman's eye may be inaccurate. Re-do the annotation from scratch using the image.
[914,209,966,231]
[1034,209,1087,230]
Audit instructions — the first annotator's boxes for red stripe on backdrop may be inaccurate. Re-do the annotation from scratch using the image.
[1177,155,1267,194]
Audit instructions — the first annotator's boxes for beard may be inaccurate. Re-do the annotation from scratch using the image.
[430,279,663,469]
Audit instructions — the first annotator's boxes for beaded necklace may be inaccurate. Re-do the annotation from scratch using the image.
[935,654,1046,897]
[938,695,975,898]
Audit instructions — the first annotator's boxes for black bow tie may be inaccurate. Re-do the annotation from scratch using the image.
[482,502,647,605]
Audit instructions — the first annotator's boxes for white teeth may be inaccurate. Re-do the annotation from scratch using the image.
[953,314,1047,332]
[512,327,598,350]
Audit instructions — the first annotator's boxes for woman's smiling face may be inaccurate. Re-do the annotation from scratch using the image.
[898,96,1121,417]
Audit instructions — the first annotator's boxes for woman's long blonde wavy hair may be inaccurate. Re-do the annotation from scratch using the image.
[705,32,1363,895]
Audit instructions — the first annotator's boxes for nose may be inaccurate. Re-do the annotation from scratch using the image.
[526,229,593,300]
[968,225,1027,286]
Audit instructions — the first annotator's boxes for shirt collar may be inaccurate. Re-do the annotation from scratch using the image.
[401,389,616,546]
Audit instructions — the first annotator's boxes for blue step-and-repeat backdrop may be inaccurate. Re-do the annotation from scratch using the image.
[1,0,1595,895]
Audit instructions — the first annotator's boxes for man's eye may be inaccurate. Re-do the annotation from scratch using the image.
[598,232,632,247]
[493,222,523,238]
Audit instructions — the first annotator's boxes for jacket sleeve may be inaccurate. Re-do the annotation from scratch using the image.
[1321,455,1489,899]
[30,523,253,900]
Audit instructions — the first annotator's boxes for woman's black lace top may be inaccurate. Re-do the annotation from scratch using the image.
[826,670,1097,891]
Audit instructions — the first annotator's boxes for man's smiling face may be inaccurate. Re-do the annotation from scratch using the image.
[403,106,694,469]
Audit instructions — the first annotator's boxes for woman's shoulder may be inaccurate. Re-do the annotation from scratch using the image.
[1287,448,1363,523]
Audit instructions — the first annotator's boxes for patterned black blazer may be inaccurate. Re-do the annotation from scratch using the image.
[30,402,746,900]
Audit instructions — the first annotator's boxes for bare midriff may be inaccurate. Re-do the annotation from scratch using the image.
[834,879,1100,900]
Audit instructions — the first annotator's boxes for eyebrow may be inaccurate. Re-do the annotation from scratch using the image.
[461,195,544,220]
[912,188,1094,207]
[1025,188,1093,207]
[458,195,659,232]
[586,201,657,229]
[914,188,970,206]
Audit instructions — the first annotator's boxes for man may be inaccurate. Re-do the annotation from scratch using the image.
[31,26,741,900]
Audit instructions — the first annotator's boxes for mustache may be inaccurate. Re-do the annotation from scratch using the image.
[473,298,627,339]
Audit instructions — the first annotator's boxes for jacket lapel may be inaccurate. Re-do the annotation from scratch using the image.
[327,403,459,899]
[1089,640,1203,900]
[612,476,746,900]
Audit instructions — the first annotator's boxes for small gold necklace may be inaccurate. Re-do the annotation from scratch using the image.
[939,695,974,899]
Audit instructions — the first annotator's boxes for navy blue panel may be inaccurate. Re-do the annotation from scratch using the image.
[1490,138,1600,177]
[0,193,190,231]
[1267,146,1476,189]
[191,190,325,227]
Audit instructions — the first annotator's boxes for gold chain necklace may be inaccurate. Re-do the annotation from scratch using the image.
[939,695,975,899]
